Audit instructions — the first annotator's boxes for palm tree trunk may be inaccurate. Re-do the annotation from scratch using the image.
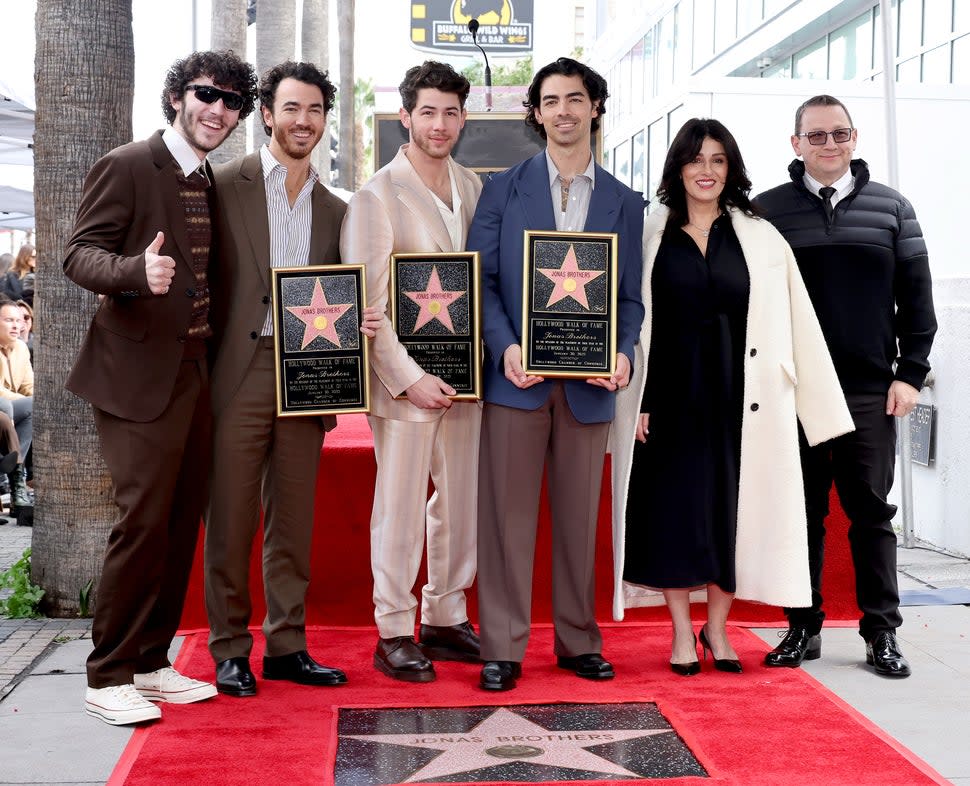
[337,0,355,190]
[255,0,296,147]
[31,0,135,616]
[302,0,330,180]
[210,0,249,163]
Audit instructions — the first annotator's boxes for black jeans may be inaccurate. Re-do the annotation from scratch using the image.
[786,393,901,641]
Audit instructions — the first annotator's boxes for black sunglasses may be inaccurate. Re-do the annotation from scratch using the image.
[185,84,245,112]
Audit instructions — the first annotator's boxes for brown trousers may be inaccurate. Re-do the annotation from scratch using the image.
[87,356,211,688]
[204,339,325,662]
[477,383,609,662]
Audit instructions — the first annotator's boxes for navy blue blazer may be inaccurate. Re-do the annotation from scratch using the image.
[467,151,645,424]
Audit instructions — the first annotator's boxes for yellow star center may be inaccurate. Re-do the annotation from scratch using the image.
[563,278,577,292]
[314,316,328,329]
[429,301,441,315]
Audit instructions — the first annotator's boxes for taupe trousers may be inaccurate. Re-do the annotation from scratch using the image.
[477,382,609,663]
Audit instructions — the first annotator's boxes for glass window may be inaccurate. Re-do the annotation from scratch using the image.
[668,105,688,142]
[923,1,952,45]
[762,57,792,78]
[631,39,644,114]
[614,140,631,188]
[632,130,645,193]
[793,37,828,79]
[715,0,738,53]
[737,0,762,35]
[922,44,951,82]
[896,55,921,83]
[673,4,692,82]
[618,52,632,119]
[897,0,922,58]
[830,11,873,79]
[648,117,667,207]
[953,34,970,84]
[693,0,716,68]
[657,12,675,91]
[643,30,655,101]
[603,146,612,174]
[764,0,788,15]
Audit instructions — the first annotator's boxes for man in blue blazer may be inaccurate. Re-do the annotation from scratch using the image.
[467,57,645,691]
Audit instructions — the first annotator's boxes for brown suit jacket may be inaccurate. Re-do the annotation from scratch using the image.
[340,145,482,421]
[208,150,346,426]
[64,131,213,422]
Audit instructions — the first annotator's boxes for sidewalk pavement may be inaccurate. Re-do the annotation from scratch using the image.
[2,520,969,785]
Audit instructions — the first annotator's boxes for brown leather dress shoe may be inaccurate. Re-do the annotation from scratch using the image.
[374,636,436,682]
[419,621,481,662]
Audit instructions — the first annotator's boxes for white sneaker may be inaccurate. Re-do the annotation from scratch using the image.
[134,667,218,704]
[85,684,162,725]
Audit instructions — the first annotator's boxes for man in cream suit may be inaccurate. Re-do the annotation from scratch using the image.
[205,61,378,697]
[340,61,482,682]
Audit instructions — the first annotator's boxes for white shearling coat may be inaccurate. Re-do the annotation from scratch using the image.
[609,206,854,620]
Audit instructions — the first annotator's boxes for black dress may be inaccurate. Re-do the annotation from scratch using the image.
[623,216,750,592]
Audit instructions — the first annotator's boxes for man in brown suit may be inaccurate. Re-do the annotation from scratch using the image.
[204,61,379,697]
[63,50,258,726]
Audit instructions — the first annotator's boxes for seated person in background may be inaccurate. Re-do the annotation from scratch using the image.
[0,299,32,510]
[0,411,27,515]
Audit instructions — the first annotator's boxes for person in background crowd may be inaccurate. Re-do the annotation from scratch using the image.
[467,57,644,692]
[755,95,936,679]
[1,244,33,302]
[63,49,259,725]
[0,299,32,516]
[610,118,852,675]
[341,61,483,683]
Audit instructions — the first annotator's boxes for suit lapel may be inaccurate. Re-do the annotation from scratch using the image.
[309,184,339,263]
[391,148,453,252]
[514,152,556,231]
[149,132,195,274]
[234,152,272,289]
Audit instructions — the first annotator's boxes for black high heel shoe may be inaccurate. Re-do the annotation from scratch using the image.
[670,632,700,676]
[699,625,742,673]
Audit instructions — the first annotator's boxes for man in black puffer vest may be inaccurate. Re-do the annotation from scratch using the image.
[755,95,936,679]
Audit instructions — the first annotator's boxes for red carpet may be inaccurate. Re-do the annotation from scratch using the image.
[108,624,945,786]
[181,414,860,629]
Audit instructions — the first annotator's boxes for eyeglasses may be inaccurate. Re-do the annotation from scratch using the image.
[796,128,854,145]
[185,84,245,112]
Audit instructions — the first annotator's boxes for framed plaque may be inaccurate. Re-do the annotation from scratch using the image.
[521,230,618,378]
[271,265,370,416]
[390,252,482,400]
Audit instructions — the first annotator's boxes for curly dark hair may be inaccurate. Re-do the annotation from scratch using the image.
[258,61,336,135]
[523,57,608,140]
[161,50,258,124]
[398,61,470,113]
[656,118,756,228]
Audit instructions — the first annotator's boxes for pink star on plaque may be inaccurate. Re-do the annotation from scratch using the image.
[285,277,353,349]
[538,244,605,309]
[404,265,464,333]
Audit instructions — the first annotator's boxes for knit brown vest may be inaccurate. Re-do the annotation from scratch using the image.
[177,171,213,340]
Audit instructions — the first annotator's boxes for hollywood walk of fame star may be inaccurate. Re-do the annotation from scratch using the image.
[537,244,605,310]
[341,706,672,782]
[404,265,465,333]
[285,277,353,349]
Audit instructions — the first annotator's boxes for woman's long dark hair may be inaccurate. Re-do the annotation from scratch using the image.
[656,118,756,228]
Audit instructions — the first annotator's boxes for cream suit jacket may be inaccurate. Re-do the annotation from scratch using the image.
[340,145,482,421]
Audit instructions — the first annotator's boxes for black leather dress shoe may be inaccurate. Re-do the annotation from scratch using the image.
[262,650,347,686]
[866,632,911,678]
[556,653,615,680]
[480,660,521,691]
[419,621,481,662]
[216,657,257,697]
[764,626,822,668]
[374,637,436,682]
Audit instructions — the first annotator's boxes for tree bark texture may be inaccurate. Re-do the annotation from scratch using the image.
[209,0,249,163]
[255,0,296,147]
[31,0,135,616]
[337,0,354,190]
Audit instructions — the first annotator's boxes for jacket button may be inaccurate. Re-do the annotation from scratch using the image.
[185,288,196,297]
[262,296,270,304]
[250,331,258,340]
[749,348,757,357]
[750,403,759,412]
[177,336,186,343]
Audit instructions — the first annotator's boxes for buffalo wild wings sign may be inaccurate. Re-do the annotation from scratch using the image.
[410,0,534,54]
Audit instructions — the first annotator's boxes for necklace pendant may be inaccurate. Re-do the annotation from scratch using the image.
[700,229,710,237]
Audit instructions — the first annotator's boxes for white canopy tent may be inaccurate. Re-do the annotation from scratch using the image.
[0,78,35,230]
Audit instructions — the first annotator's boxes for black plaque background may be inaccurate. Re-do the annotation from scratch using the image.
[391,254,481,399]
[522,232,617,378]
[273,265,369,416]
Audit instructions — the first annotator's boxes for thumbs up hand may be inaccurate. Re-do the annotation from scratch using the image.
[144,231,176,295]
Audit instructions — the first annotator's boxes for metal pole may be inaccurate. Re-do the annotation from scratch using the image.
[192,0,198,51]
[878,0,915,548]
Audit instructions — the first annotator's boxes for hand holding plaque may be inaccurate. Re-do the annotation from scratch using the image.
[521,230,618,378]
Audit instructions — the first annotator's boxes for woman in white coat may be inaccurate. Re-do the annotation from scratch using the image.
[610,119,853,675]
